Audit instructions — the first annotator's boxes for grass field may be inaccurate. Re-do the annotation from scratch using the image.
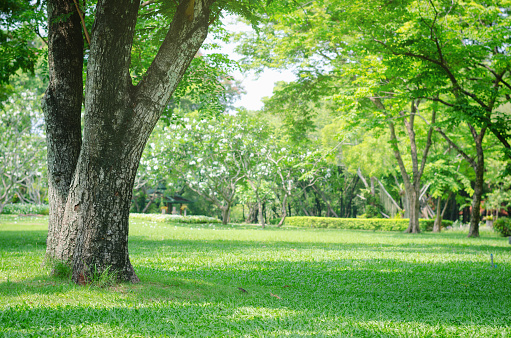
[0,215,510,337]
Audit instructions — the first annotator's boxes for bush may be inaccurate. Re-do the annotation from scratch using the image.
[493,217,511,237]
[283,217,453,232]
[364,205,380,218]
[420,219,454,231]
[129,213,221,224]
[2,203,49,215]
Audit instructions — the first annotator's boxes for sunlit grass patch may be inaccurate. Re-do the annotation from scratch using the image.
[0,216,510,337]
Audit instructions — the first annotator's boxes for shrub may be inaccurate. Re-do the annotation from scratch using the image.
[283,217,453,232]
[129,213,221,224]
[419,219,454,231]
[364,205,380,218]
[493,217,511,237]
[2,203,49,215]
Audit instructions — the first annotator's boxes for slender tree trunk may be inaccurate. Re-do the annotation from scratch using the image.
[469,138,485,237]
[277,193,288,227]
[141,197,154,214]
[313,184,339,218]
[437,124,486,238]
[257,197,265,228]
[404,187,421,233]
[43,0,83,260]
[220,205,231,225]
[433,192,452,232]
[433,197,442,233]
[378,99,434,233]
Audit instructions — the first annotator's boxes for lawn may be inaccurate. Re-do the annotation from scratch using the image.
[0,215,510,337]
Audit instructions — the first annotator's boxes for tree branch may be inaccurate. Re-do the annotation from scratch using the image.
[435,127,476,169]
[72,0,91,45]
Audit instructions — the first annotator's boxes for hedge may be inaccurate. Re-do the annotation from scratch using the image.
[283,217,453,232]
[129,213,221,224]
[1,203,49,215]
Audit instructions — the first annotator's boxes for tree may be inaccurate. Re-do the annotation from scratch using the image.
[0,86,46,212]
[41,0,264,283]
[337,0,511,236]
[237,0,510,236]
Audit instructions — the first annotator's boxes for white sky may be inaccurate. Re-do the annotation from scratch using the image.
[204,17,295,111]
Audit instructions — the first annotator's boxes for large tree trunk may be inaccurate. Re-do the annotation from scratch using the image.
[45,0,212,283]
[43,0,83,260]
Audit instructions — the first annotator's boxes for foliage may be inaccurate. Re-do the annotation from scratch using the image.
[420,219,454,232]
[485,158,511,211]
[0,1,45,88]
[0,88,47,213]
[364,205,380,219]
[1,203,49,215]
[1,217,510,337]
[284,216,452,231]
[129,213,221,224]
[493,218,511,237]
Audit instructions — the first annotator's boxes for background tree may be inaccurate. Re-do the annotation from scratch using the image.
[0,80,46,212]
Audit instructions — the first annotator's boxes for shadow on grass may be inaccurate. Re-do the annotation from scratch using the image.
[0,230,47,253]
[1,256,509,337]
[129,234,511,256]
[1,226,510,336]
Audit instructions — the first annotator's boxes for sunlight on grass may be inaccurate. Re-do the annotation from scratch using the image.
[1,215,510,337]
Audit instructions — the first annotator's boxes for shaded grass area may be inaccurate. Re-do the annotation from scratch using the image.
[0,215,510,337]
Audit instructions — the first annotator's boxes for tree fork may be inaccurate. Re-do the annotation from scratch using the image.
[44,0,214,283]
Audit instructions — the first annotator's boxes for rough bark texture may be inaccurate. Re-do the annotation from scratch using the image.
[43,0,84,260]
[45,0,213,283]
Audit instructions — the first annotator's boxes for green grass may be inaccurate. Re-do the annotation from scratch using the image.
[1,215,510,337]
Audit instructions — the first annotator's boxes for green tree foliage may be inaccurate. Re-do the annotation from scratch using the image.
[0,1,45,102]
[0,75,47,212]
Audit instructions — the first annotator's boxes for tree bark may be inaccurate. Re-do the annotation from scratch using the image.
[45,0,213,283]
[468,127,485,237]
[43,0,84,261]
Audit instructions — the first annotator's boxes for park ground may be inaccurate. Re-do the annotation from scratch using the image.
[0,215,510,337]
